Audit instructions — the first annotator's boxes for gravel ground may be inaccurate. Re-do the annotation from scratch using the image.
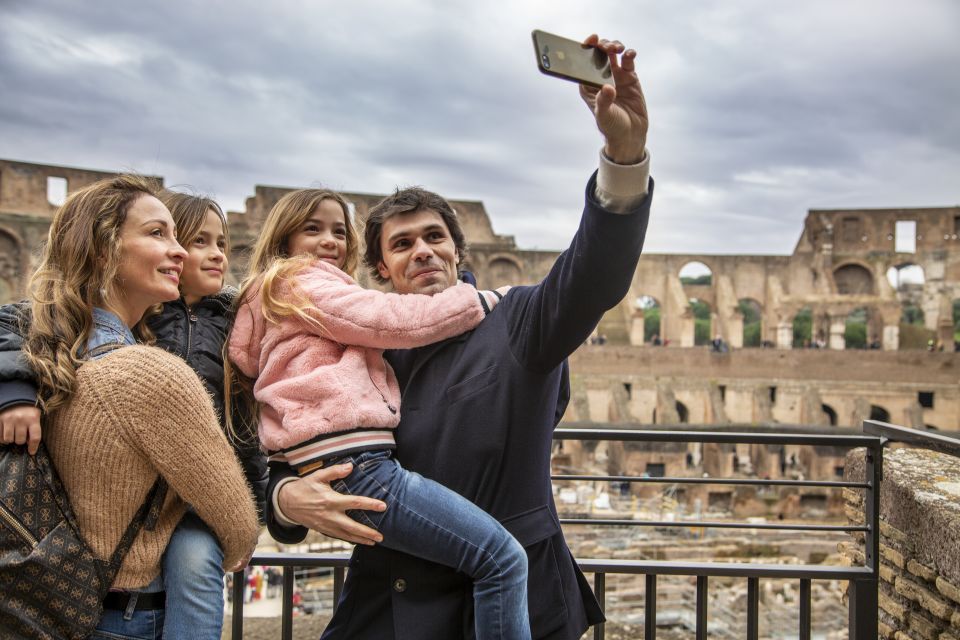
[221,615,648,639]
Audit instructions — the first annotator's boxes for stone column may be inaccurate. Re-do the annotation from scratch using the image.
[829,315,847,350]
[882,324,900,351]
[629,310,645,346]
[776,321,793,349]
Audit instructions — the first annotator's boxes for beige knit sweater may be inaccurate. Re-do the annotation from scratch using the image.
[45,345,260,589]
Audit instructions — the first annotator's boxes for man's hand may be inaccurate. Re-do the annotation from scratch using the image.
[277,463,386,546]
[579,35,649,165]
[0,405,42,454]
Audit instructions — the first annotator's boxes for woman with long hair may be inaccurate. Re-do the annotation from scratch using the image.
[20,175,259,638]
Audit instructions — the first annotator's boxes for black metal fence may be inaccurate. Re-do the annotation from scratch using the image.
[230,420,959,639]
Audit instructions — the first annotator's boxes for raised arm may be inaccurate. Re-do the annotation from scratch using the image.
[505,35,653,372]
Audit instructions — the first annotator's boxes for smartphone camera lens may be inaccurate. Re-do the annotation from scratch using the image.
[541,53,551,69]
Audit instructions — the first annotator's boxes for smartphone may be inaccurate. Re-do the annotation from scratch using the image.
[532,30,613,88]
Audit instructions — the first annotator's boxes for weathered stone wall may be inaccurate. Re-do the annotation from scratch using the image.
[566,347,960,430]
[842,448,960,639]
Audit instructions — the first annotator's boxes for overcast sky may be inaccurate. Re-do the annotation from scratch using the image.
[1,0,958,254]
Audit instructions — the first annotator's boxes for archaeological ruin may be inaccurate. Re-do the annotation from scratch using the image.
[3,158,960,637]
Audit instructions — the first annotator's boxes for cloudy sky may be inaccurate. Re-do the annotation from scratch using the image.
[1,0,958,255]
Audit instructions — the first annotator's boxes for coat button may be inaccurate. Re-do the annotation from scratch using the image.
[393,578,406,593]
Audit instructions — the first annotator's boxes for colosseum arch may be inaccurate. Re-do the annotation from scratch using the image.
[633,295,662,345]
[738,298,763,347]
[689,298,712,346]
[485,255,523,289]
[0,228,23,304]
[679,260,713,285]
[833,263,874,295]
[869,405,891,423]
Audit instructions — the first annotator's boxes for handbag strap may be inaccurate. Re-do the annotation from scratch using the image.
[100,477,169,579]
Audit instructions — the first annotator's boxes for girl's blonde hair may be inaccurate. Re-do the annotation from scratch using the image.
[225,188,358,441]
[23,174,161,412]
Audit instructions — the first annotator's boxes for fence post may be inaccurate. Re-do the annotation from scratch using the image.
[849,439,881,639]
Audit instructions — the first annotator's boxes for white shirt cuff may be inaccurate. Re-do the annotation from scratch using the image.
[595,149,651,214]
[271,476,301,527]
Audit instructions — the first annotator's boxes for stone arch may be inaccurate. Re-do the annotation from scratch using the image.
[843,307,872,349]
[634,295,662,344]
[0,228,23,304]
[869,405,890,423]
[689,297,711,346]
[793,306,814,347]
[485,255,522,289]
[822,404,838,426]
[738,298,763,347]
[679,260,713,285]
[833,263,874,295]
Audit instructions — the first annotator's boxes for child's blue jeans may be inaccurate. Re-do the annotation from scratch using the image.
[160,511,225,640]
[329,449,530,640]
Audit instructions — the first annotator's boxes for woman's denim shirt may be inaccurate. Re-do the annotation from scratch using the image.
[87,308,135,360]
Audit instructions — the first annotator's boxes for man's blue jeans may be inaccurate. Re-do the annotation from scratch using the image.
[160,511,225,640]
[330,450,530,640]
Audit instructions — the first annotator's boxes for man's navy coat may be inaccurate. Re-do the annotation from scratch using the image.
[267,174,652,639]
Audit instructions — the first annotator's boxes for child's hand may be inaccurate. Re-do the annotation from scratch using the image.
[0,405,42,455]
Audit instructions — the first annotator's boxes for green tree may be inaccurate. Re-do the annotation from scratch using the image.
[644,307,660,342]
[793,308,812,347]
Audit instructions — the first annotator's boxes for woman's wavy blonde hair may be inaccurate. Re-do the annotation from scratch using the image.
[23,174,161,412]
[224,188,358,441]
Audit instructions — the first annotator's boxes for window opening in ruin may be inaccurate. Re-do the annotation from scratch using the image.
[675,401,689,424]
[954,216,960,237]
[895,220,917,253]
[645,463,665,478]
[738,298,762,347]
[886,264,925,291]
[707,491,732,512]
[636,295,661,343]
[689,297,711,346]
[840,216,861,244]
[679,261,712,285]
[821,404,838,426]
[622,382,632,399]
[800,494,828,512]
[844,307,869,349]
[46,176,67,207]
[718,385,726,402]
[869,405,890,423]
[793,307,813,348]
[768,386,777,404]
[834,466,844,478]
[918,391,934,408]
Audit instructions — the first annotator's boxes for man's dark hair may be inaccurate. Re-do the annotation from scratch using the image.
[363,187,468,283]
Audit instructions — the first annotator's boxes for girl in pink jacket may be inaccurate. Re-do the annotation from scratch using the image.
[228,189,530,640]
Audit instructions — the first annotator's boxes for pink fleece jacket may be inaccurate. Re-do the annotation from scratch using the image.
[229,259,486,451]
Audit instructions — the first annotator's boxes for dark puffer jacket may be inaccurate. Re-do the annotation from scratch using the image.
[0,290,268,520]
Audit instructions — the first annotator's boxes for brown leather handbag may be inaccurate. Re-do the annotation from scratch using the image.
[0,443,166,640]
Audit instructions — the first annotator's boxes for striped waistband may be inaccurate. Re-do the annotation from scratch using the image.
[269,428,396,476]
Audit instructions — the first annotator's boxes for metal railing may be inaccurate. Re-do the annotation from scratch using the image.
[230,421,959,639]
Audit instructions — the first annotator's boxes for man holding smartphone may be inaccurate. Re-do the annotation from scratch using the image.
[268,34,652,640]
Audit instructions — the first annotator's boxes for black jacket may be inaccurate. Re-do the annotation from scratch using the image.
[267,174,653,639]
[0,290,268,520]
